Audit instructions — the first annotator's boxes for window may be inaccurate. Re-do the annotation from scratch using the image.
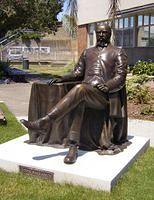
[124,18,129,28]
[138,15,143,26]
[137,14,154,47]
[138,27,149,47]
[9,46,50,55]
[115,30,123,46]
[150,15,154,25]
[9,47,22,55]
[119,18,123,29]
[115,16,134,47]
[150,26,154,46]
[144,15,149,25]
[40,47,50,54]
[115,19,118,29]
[130,16,134,27]
[88,23,95,46]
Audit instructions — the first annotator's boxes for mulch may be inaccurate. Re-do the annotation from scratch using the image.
[127,102,154,121]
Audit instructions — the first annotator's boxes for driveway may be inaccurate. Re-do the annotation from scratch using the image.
[0,83,31,118]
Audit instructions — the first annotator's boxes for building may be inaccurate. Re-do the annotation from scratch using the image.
[77,0,154,65]
[1,25,77,65]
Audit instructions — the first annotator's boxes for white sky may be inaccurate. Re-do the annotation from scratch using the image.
[57,1,67,21]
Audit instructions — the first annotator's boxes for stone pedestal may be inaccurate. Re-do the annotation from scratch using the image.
[0,134,149,191]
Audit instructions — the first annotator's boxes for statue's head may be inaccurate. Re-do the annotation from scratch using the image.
[96,24,111,45]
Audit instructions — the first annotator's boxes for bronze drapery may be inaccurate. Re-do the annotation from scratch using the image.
[27,82,128,151]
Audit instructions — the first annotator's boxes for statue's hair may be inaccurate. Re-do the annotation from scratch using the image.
[96,24,111,35]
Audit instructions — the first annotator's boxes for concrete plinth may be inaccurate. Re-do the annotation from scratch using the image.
[0,135,149,191]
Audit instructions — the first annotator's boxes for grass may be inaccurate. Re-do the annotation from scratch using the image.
[13,62,74,78]
[0,103,26,144]
[0,103,154,200]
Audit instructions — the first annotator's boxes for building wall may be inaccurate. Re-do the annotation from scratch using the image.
[78,0,109,25]
[2,26,78,63]
[119,0,154,11]
[77,1,154,64]
[124,47,154,65]
[78,0,154,25]
[77,25,88,56]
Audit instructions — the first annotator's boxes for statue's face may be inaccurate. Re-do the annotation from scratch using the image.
[96,25,111,44]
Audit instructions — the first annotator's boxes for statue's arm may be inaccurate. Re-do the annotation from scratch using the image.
[60,50,86,82]
[104,49,128,93]
[49,51,86,85]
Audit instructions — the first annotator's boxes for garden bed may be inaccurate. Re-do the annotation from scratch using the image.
[128,80,154,121]
[128,102,154,121]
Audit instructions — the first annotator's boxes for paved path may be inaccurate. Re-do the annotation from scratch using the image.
[128,119,154,147]
[0,83,31,117]
[0,83,154,147]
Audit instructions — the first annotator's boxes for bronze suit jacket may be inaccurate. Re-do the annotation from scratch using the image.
[61,43,128,94]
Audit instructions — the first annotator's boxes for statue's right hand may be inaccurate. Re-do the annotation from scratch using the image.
[48,78,62,85]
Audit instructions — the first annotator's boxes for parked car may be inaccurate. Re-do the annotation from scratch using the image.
[7,48,23,61]
[7,54,23,61]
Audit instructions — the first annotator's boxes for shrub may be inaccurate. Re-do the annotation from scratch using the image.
[127,74,151,84]
[126,75,152,104]
[127,65,133,73]
[132,61,154,76]
[21,32,44,40]
[0,70,4,78]
[0,62,4,78]
[141,104,154,115]
[127,84,151,104]
[0,61,10,78]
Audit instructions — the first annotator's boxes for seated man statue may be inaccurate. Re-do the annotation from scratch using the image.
[21,24,128,164]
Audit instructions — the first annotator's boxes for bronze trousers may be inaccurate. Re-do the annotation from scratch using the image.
[47,83,109,144]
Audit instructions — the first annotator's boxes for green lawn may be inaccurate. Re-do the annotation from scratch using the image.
[13,62,74,77]
[0,103,26,144]
[0,102,154,200]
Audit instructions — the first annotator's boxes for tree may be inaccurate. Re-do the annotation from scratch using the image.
[66,0,78,21]
[64,0,120,38]
[63,0,78,38]
[108,0,120,26]
[0,0,64,38]
[108,0,120,42]
[62,14,77,38]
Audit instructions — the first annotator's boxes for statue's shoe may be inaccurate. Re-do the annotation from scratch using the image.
[64,145,78,164]
[20,119,47,131]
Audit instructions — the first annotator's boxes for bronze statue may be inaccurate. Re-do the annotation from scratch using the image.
[21,24,128,164]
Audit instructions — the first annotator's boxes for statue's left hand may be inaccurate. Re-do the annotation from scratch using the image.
[48,78,62,86]
[96,83,109,93]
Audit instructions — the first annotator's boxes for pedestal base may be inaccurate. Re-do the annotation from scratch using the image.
[0,135,149,191]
